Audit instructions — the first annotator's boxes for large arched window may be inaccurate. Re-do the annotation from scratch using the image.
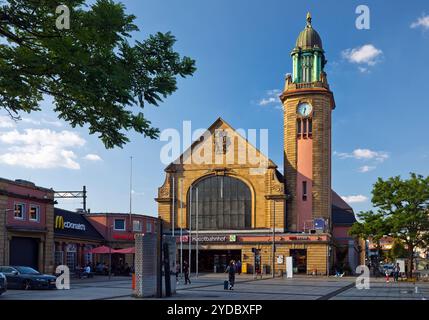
[188,175,252,230]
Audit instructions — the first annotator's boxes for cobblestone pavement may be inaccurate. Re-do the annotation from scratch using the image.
[1,274,428,300]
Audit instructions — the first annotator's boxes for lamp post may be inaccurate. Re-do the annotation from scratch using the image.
[3,209,13,265]
[196,187,199,278]
[108,224,114,280]
[272,200,276,278]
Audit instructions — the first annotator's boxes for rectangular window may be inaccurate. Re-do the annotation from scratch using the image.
[302,181,308,201]
[29,205,40,222]
[303,119,307,135]
[297,119,302,136]
[146,222,152,233]
[14,203,25,220]
[114,219,126,231]
[308,119,313,136]
[133,220,142,232]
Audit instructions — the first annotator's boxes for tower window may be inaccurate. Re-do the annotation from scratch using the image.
[303,119,307,135]
[308,119,313,136]
[302,181,308,201]
[297,119,302,137]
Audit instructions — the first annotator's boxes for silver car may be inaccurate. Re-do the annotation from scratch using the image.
[0,272,6,295]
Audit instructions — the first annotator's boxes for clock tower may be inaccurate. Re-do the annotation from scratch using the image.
[280,13,335,232]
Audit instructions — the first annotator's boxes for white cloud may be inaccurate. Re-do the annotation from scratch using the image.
[342,44,383,66]
[411,15,429,30]
[0,116,16,129]
[84,154,102,161]
[258,89,282,108]
[0,129,85,169]
[358,165,376,173]
[22,117,63,128]
[335,149,389,162]
[341,195,368,204]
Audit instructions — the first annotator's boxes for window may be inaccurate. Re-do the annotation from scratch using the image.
[308,119,313,135]
[114,219,126,231]
[146,222,152,233]
[189,175,252,230]
[302,181,308,201]
[55,251,64,266]
[133,220,142,232]
[297,119,302,136]
[29,205,40,222]
[14,203,25,220]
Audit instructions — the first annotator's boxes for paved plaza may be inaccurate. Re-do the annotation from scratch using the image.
[1,274,428,300]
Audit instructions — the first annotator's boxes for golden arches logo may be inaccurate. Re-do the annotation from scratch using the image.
[55,216,64,229]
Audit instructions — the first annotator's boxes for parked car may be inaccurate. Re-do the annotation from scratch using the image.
[0,266,56,290]
[380,264,395,277]
[0,272,7,295]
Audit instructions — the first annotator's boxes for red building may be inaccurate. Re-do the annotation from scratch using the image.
[85,213,158,267]
[0,178,55,273]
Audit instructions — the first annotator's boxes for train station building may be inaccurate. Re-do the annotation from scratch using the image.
[156,14,361,275]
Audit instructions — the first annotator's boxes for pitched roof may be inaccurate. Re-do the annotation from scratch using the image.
[165,117,278,171]
[54,208,105,241]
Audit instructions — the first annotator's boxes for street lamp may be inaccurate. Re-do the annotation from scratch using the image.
[3,209,13,265]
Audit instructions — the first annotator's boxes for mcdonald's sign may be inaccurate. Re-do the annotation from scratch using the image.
[55,215,65,229]
[55,215,86,231]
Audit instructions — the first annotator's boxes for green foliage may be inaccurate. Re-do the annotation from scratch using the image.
[389,239,407,260]
[0,0,196,148]
[350,173,429,274]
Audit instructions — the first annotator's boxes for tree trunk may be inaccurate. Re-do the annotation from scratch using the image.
[408,246,414,278]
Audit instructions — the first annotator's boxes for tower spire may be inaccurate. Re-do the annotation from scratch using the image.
[306,12,312,27]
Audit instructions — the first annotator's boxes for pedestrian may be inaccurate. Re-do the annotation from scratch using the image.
[225,260,236,290]
[394,263,400,282]
[183,261,191,285]
[385,269,390,283]
[176,262,180,284]
[236,260,242,275]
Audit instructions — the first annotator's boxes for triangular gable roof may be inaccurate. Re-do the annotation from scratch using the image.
[165,117,278,171]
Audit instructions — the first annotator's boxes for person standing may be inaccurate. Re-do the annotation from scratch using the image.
[183,261,191,285]
[175,262,180,284]
[225,260,236,290]
[236,260,242,275]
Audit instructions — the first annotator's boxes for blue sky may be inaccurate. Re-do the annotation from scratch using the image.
[0,0,428,217]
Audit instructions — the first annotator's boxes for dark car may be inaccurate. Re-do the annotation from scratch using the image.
[0,272,6,295]
[0,266,56,290]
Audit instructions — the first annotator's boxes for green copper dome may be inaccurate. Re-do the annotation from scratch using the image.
[295,13,323,50]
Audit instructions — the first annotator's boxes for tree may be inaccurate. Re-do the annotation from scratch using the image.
[349,211,388,265]
[351,173,429,277]
[388,239,407,261]
[0,0,196,148]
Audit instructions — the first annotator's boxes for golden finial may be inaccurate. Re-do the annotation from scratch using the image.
[306,12,312,27]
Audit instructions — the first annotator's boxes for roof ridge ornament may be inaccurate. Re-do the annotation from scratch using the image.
[306,12,312,28]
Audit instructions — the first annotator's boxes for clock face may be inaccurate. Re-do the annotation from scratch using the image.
[297,103,313,117]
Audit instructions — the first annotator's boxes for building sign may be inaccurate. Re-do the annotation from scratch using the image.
[177,235,237,243]
[113,233,135,240]
[55,215,86,231]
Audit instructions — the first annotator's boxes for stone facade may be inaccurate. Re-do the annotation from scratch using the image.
[0,178,55,274]
[156,118,286,232]
[281,84,335,231]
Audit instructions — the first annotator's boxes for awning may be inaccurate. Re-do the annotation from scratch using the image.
[85,245,114,254]
[84,246,135,254]
[114,247,135,254]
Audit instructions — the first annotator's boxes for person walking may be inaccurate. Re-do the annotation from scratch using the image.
[183,261,191,285]
[394,263,401,282]
[225,260,236,290]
